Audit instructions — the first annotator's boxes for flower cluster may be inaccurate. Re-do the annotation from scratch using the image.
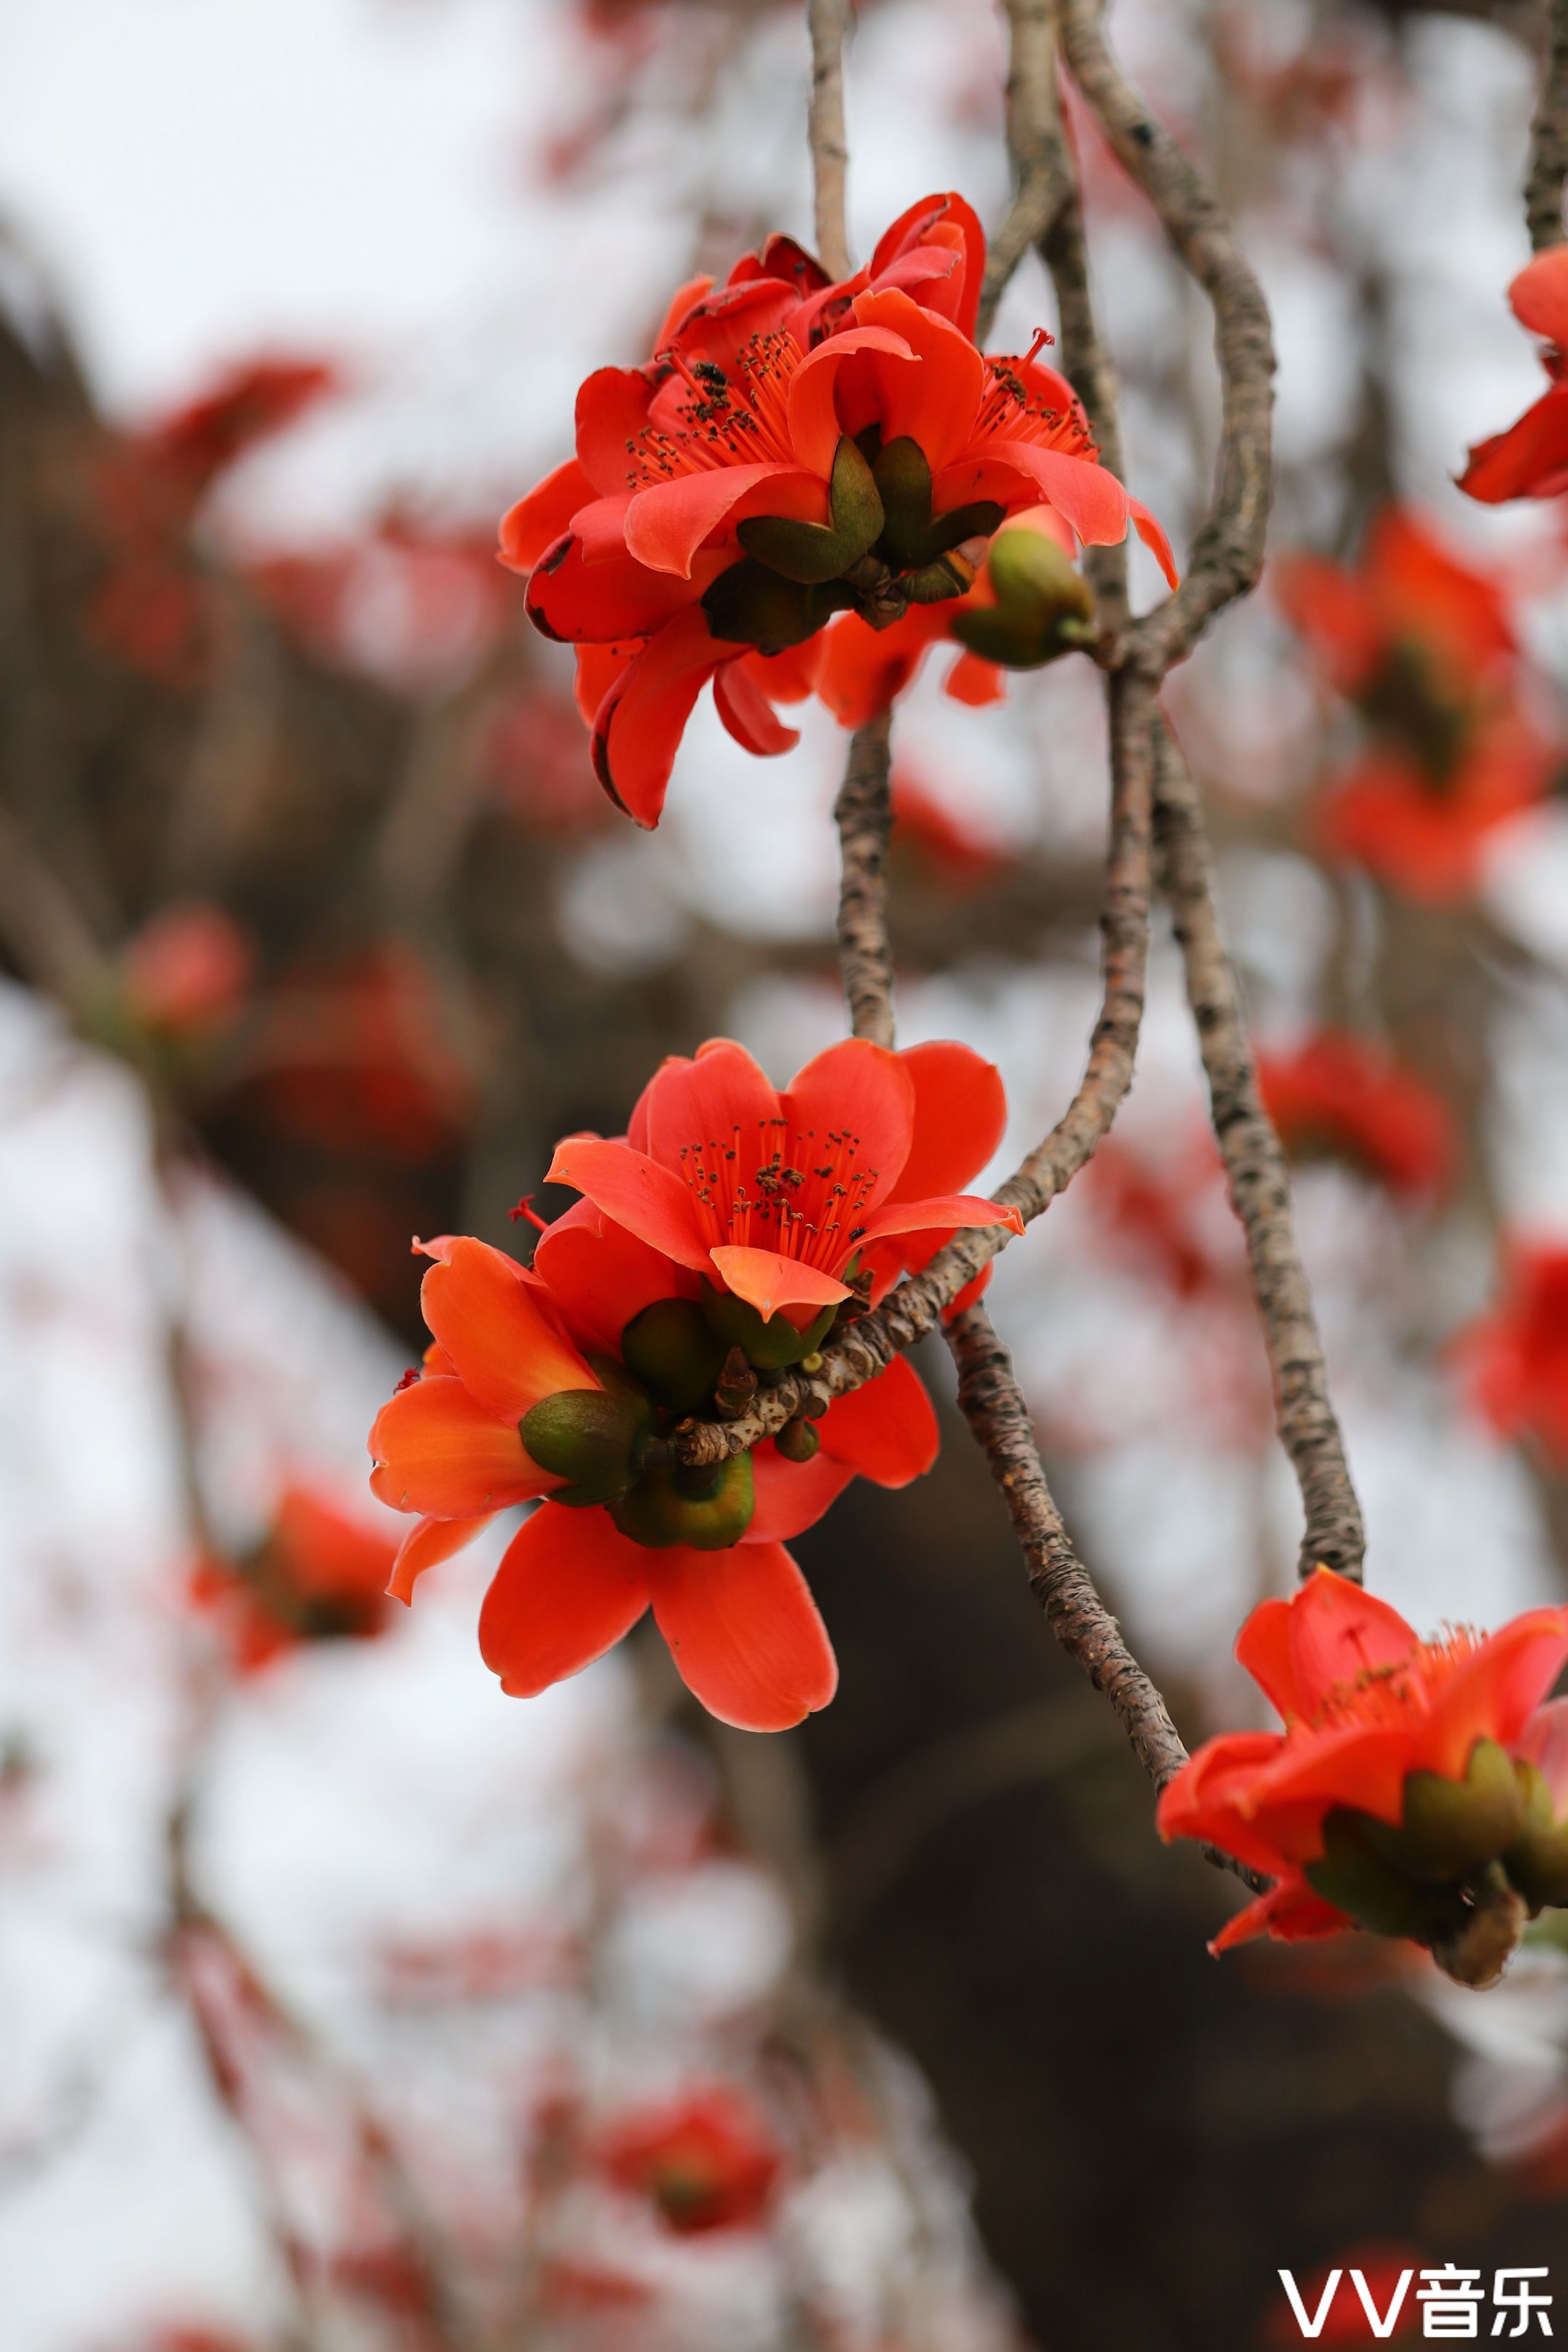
[1159,1569,1568,1983]
[1254,1029,1456,1201]
[189,1485,399,1673]
[1275,507,1554,899]
[1455,1242,1568,1464]
[369,1036,1018,1729]
[501,192,1174,824]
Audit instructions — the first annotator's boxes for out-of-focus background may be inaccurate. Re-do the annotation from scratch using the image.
[4,1,1568,2345]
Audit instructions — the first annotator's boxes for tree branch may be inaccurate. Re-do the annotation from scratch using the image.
[1058,0,1274,671]
[1151,726,1366,1583]
[974,0,1074,343]
[1528,0,1568,251]
[833,711,897,1047]
[807,0,853,279]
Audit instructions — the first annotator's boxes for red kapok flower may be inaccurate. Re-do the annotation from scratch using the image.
[1254,1030,1456,1200]
[1159,1569,1568,1976]
[119,902,253,1042]
[1276,507,1554,899]
[190,1486,399,1673]
[369,1180,945,1729]
[502,193,1175,824]
[545,1034,1019,1332]
[596,2086,782,2234]
[1460,246,1568,502]
[1453,1241,1568,1463]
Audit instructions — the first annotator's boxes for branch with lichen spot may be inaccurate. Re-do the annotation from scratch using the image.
[807,0,853,280]
[1057,0,1273,673]
[1151,727,1366,1584]
[834,712,896,1048]
[674,663,1156,1465]
[1529,0,1568,252]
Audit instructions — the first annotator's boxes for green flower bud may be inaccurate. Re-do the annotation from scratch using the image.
[609,1450,755,1551]
[952,526,1097,671]
[701,1281,836,1371]
[738,437,883,585]
[621,1299,728,1415]
[1304,1810,1453,1940]
[1503,1760,1568,1911]
[870,436,1003,570]
[774,1417,820,1463]
[520,1387,653,1508]
[1361,1739,1527,1885]
[701,560,847,656]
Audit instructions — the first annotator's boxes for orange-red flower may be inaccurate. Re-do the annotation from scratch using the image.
[1454,1241,1568,1462]
[1254,1030,1456,1200]
[1276,507,1556,899]
[190,1486,399,1673]
[595,2085,781,2232]
[119,902,253,1043]
[1159,1569,1568,1963]
[1460,247,1568,503]
[502,194,1175,825]
[369,1036,1013,1729]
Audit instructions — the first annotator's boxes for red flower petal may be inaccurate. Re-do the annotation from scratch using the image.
[649,1540,837,1730]
[815,605,953,726]
[1460,384,1568,503]
[1287,1567,1418,1711]
[706,1245,851,1319]
[388,1511,495,1604]
[369,1377,554,1517]
[642,1037,783,1171]
[1519,1697,1568,1807]
[944,649,1006,706]
[856,1191,1022,1249]
[478,1503,650,1696]
[714,660,800,756]
[420,1236,595,1420]
[781,1037,915,1210]
[500,459,595,573]
[532,1200,699,1357]
[624,463,820,580]
[748,1444,855,1540]
[847,290,986,474]
[868,191,987,340]
[1130,495,1180,589]
[545,1134,712,1270]
[592,607,733,827]
[1417,1609,1568,1779]
[886,1040,1007,1204]
[817,1353,938,1486]
[1210,1874,1350,1955]
[575,367,658,496]
[1510,244,1568,342]
[785,319,923,475]
[527,534,714,645]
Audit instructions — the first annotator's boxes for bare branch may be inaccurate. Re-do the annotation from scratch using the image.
[807,0,853,279]
[833,711,896,1047]
[1152,725,1366,1583]
[1058,0,1274,671]
[674,665,1156,1465]
[1527,0,1568,251]
[975,0,1074,343]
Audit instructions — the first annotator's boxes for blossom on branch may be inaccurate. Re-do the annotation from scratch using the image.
[189,1485,399,1673]
[369,1033,1015,1730]
[502,194,1175,823]
[1460,247,1568,503]
[1453,1242,1568,1462]
[1276,507,1556,899]
[595,2085,782,2233]
[1254,1030,1456,1201]
[1159,1569,1568,1983]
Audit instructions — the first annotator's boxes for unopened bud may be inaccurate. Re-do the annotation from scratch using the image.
[714,1346,759,1420]
[621,1299,727,1415]
[520,1388,651,1507]
[701,1281,836,1371]
[775,1418,820,1463]
[610,1450,755,1552]
[952,524,1097,671]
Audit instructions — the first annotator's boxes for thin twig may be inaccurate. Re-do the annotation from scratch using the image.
[807,0,852,279]
[1527,0,1568,252]
[1058,0,1274,671]
[1152,727,1365,1583]
[833,711,896,1047]
[974,0,1074,343]
[674,665,1156,1465]
[944,1302,1265,1893]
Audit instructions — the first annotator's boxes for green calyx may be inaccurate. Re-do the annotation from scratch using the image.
[1304,1810,1466,1943]
[520,1386,655,1508]
[620,1298,729,1416]
[1360,1738,1527,1885]
[738,435,884,586]
[1504,1761,1568,1911]
[701,559,849,656]
[952,526,1097,671]
[868,436,1003,573]
[701,1280,836,1371]
[609,1450,756,1551]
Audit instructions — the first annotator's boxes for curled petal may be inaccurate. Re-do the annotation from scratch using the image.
[1508,243,1568,344]
[748,1445,855,1542]
[1130,496,1180,589]
[388,1511,495,1605]
[706,1245,850,1320]
[785,322,920,477]
[369,1377,553,1518]
[545,1133,712,1271]
[501,460,595,573]
[1418,1608,1568,1780]
[817,1354,938,1487]
[856,1192,1022,1249]
[714,660,799,756]
[1210,1874,1350,1955]
[624,464,820,580]
[592,606,735,828]
[420,1236,595,1420]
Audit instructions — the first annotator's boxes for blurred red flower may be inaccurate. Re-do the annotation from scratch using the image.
[1453,1241,1568,1462]
[1254,1030,1456,1199]
[890,763,1009,890]
[502,195,1172,824]
[369,1036,1015,1728]
[1159,1568,1568,1964]
[190,1485,399,1673]
[1276,507,1555,899]
[119,902,253,1042]
[1460,246,1568,502]
[595,2084,782,2233]
[250,515,513,693]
